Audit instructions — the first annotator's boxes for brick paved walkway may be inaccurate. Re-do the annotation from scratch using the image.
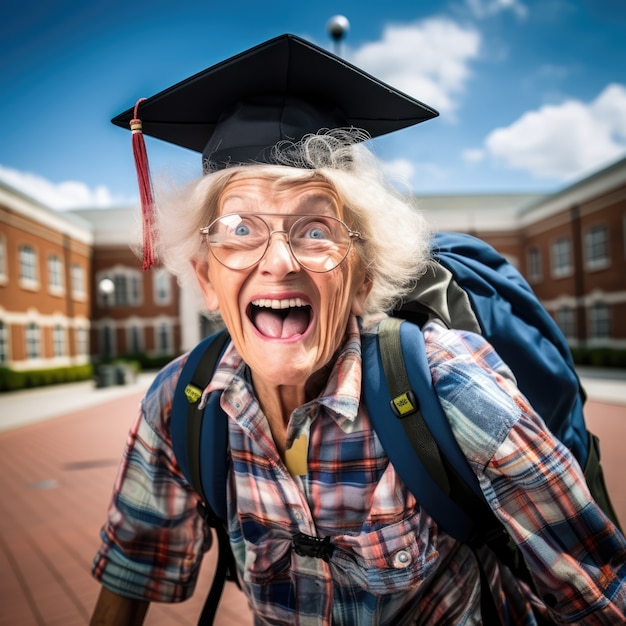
[0,383,624,625]
[0,391,252,626]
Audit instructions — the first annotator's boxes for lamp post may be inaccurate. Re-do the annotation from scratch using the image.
[98,277,115,307]
[326,15,350,56]
[97,277,115,364]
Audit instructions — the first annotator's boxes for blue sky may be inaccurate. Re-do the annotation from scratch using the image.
[1,0,625,210]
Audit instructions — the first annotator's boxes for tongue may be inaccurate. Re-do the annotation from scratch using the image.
[254,307,310,339]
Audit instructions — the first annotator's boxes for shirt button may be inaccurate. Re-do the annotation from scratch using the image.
[393,549,411,568]
[293,511,303,521]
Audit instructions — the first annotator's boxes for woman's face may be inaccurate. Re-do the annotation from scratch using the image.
[193,175,371,389]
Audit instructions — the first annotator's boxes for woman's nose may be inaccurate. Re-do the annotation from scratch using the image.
[258,232,301,275]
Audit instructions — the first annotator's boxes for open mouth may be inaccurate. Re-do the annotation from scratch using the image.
[248,297,312,339]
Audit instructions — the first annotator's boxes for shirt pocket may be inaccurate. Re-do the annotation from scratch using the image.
[330,508,446,596]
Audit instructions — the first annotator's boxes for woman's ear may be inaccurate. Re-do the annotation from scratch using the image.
[351,273,373,317]
[191,259,220,311]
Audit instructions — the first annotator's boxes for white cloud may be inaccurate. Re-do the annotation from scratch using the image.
[349,19,481,117]
[484,83,626,180]
[380,158,416,183]
[380,157,449,190]
[466,0,528,19]
[462,148,486,164]
[0,165,135,210]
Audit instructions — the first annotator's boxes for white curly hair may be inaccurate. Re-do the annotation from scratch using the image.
[152,129,433,317]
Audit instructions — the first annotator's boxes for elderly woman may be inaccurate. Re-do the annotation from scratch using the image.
[91,35,626,625]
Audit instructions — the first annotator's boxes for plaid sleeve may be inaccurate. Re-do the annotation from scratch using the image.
[424,323,626,624]
[92,358,212,603]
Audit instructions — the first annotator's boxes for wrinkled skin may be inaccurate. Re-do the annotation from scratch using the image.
[192,176,371,450]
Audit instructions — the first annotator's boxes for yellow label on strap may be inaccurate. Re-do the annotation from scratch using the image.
[184,384,203,404]
[392,392,416,416]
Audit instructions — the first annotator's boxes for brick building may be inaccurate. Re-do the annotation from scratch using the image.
[71,208,182,362]
[0,182,92,371]
[420,155,626,351]
[1,153,625,375]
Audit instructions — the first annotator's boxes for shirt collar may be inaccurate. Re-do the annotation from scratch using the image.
[204,315,363,431]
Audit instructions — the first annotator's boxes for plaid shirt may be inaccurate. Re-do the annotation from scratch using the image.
[92,317,626,625]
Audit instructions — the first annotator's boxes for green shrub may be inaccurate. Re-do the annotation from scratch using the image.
[0,367,25,391]
[570,347,626,369]
[115,352,176,371]
[0,364,94,392]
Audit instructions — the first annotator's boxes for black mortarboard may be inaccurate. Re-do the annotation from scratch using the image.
[112,33,438,171]
[114,34,438,268]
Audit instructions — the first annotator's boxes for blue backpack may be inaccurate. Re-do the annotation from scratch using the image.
[171,232,620,624]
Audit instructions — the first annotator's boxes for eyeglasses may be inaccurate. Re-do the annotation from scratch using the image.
[200,213,363,272]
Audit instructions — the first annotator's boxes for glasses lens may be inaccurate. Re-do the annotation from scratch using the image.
[289,216,352,272]
[204,214,355,272]
[206,214,269,270]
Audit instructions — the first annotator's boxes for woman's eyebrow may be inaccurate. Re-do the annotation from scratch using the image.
[292,193,337,214]
[220,194,254,210]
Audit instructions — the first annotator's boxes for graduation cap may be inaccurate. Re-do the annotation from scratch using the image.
[114,33,438,267]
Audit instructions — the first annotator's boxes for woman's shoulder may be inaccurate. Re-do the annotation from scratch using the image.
[421,321,515,380]
[421,320,522,465]
[140,352,189,435]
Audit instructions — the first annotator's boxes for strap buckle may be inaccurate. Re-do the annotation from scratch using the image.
[292,532,335,562]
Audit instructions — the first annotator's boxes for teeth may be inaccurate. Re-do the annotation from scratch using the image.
[251,297,307,309]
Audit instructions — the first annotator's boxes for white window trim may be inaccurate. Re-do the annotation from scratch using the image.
[583,225,610,272]
[48,255,65,297]
[153,269,172,306]
[527,247,543,284]
[550,238,573,279]
[19,244,40,291]
[71,263,87,300]
[0,235,7,285]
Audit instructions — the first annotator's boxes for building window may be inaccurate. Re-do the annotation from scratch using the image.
[153,269,172,305]
[584,225,609,271]
[527,247,542,283]
[53,325,65,357]
[156,322,173,354]
[0,321,8,363]
[114,274,138,306]
[99,269,143,307]
[555,306,575,339]
[76,327,89,356]
[0,236,7,283]
[588,303,611,339]
[25,322,40,359]
[550,237,572,278]
[48,255,64,294]
[127,325,143,354]
[19,245,39,288]
[71,263,86,298]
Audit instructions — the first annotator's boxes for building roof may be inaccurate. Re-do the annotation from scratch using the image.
[70,207,138,246]
[519,155,626,225]
[415,192,545,232]
[0,180,94,244]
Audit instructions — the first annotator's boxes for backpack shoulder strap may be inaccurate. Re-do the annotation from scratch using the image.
[376,317,451,497]
[364,318,528,622]
[170,329,237,626]
[363,318,505,545]
[171,329,231,518]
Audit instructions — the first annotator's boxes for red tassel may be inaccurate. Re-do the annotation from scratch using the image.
[130,98,156,270]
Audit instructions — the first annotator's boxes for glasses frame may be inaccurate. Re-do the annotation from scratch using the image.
[200,212,363,273]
